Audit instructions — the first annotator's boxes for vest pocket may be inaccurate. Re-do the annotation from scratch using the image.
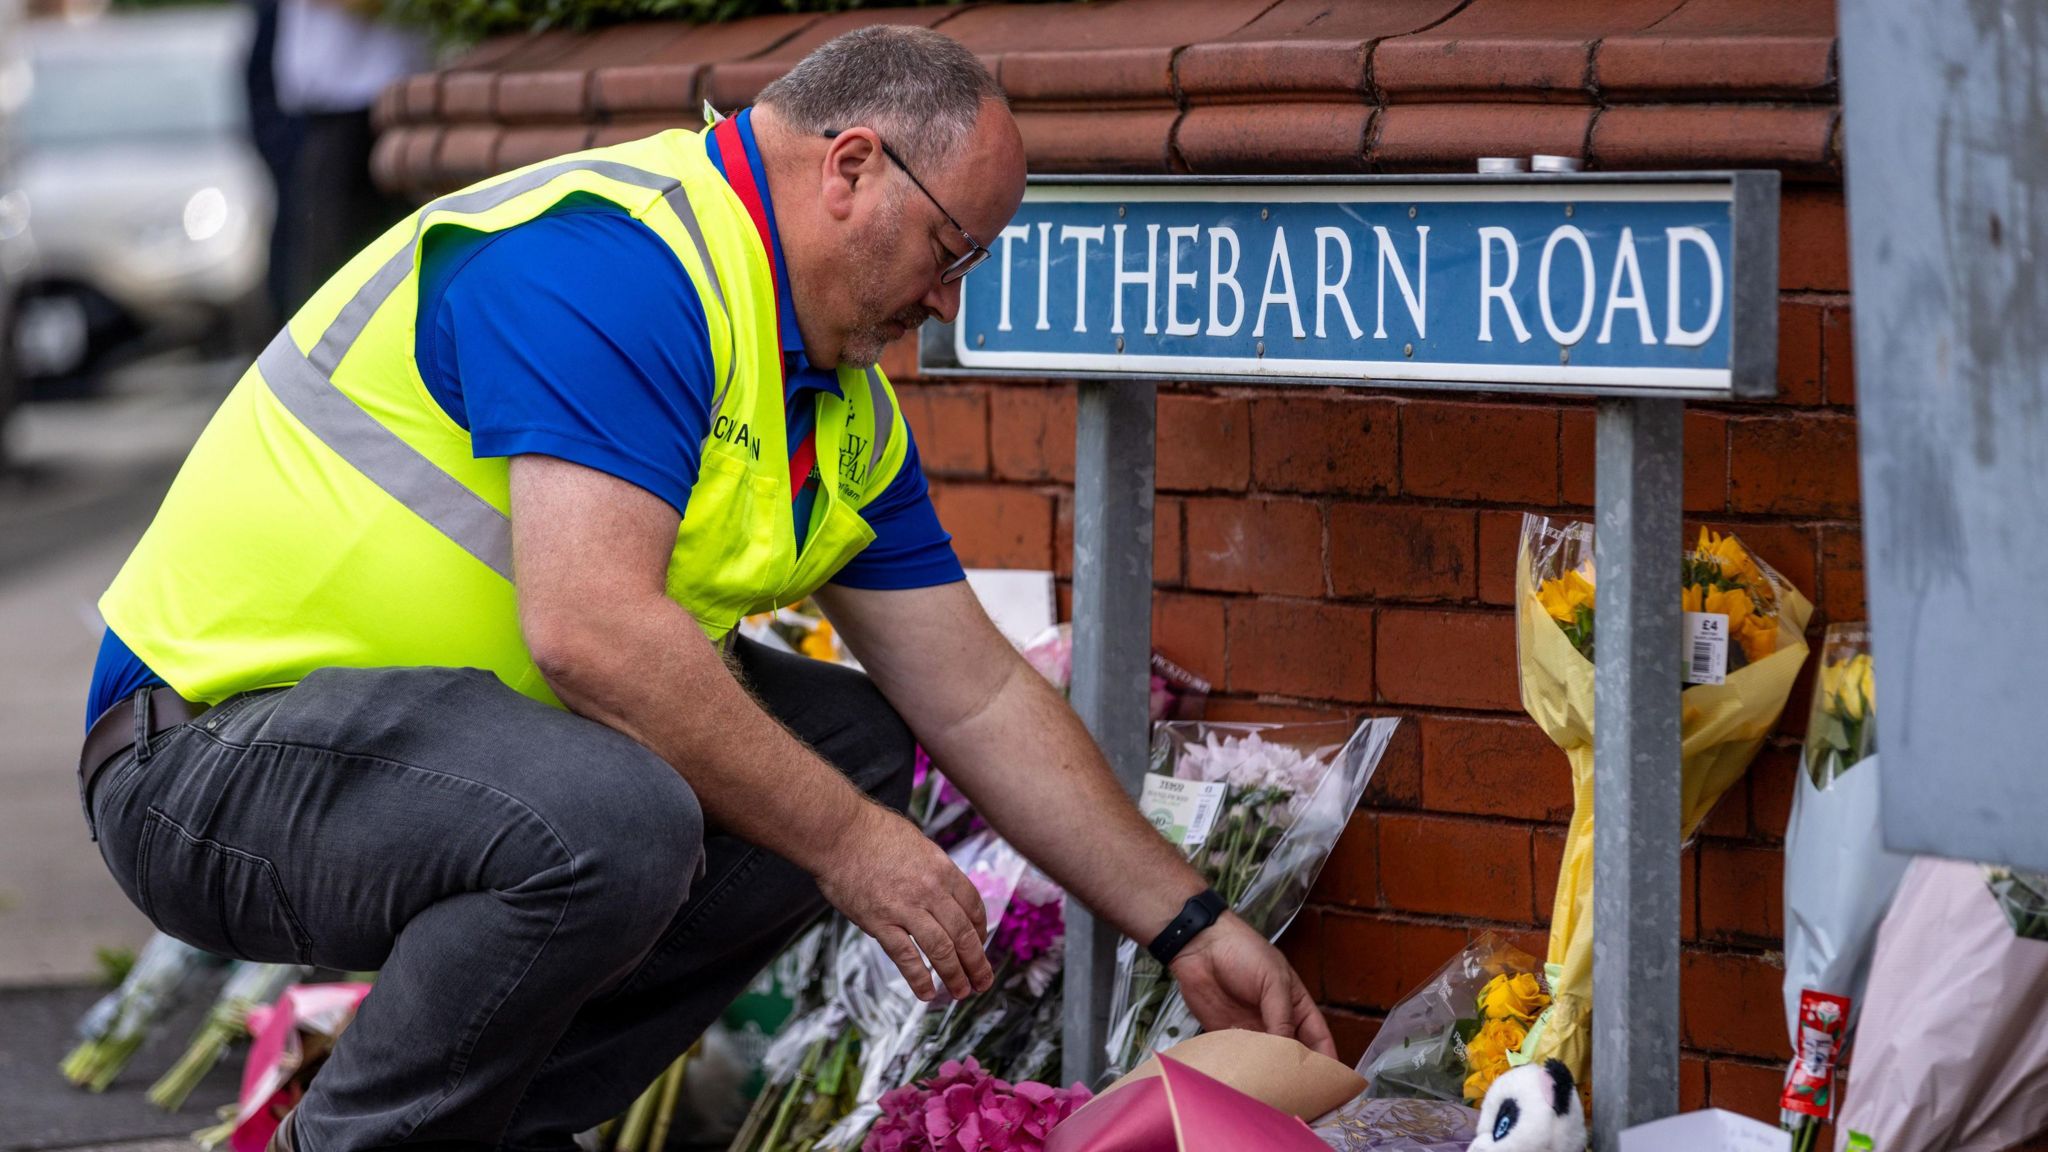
[137,808,313,965]
[672,445,784,632]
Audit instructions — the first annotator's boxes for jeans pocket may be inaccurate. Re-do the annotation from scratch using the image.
[137,808,314,965]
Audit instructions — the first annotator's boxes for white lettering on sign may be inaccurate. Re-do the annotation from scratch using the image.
[1166,225,1202,337]
[1035,221,1053,331]
[1061,224,1105,332]
[1315,227,1363,340]
[1112,223,1161,336]
[1374,225,1430,340]
[1254,226,1305,339]
[1666,226,1723,347]
[1208,226,1244,337]
[1598,226,1657,345]
[1478,226,1532,344]
[1539,225,1596,346]
[997,224,1030,332]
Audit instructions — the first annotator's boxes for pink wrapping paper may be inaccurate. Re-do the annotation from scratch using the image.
[1044,1056,1327,1152]
[1832,858,2048,1152]
[230,983,372,1152]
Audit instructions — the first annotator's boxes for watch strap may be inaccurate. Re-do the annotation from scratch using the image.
[1147,888,1227,967]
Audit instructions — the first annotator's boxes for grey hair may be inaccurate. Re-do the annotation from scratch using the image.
[757,25,1006,174]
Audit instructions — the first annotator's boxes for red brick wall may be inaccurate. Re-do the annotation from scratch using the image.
[369,0,1928,1128]
[886,184,1861,1122]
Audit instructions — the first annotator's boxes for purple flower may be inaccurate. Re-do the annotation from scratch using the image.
[992,892,1065,965]
[864,1058,1092,1152]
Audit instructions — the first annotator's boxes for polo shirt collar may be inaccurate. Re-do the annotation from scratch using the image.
[707,108,841,399]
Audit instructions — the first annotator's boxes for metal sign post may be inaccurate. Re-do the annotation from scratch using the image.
[922,172,1776,1137]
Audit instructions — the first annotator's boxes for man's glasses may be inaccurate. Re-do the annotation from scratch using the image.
[823,128,991,284]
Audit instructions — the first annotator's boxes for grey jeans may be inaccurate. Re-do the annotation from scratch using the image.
[86,637,914,1152]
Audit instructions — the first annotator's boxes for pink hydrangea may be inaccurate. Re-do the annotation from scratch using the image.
[864,1058,1091,1152]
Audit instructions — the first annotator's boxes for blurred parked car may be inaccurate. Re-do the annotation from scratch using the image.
[0,0,31,436]
[11,6,273,387]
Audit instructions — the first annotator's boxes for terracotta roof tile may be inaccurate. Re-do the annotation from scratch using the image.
[1598,0,1835,99]
[374,0,1847,195]
[496,69,591,121]
[496,124,597,170]
[1373,0,1684,101]
[1176,0,1460,101]
[1373,103,1594,171]
[1016,108,1178,173]
[1177,103,1373,173]
[594,63,704,117]
[438,71,495,121]
[1592,105,1838,174]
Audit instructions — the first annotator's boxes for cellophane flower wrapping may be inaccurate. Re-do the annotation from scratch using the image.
[1779,624,1910,1149]
[61,931,230,1091]
[1020,624,1210,723]
[1311,1096,1477,1152]
[1354,934,1549,1108]
[1515,515,1812,1085]
[1102,718,1400,1078]
[731,832,1045,1152]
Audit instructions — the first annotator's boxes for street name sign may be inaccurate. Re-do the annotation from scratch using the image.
[924,173,1778,399]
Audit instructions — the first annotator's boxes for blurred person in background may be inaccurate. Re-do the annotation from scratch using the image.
[269,0,428,312]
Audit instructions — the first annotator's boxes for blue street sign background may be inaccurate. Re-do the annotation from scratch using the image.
[952,184,1745,394]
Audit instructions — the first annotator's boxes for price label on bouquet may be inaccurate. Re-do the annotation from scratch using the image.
[923,172,1779,399]
[1684,611,1729,685]
[1140,775,1228,850]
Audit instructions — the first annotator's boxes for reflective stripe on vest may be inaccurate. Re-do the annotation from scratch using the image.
[265,157,737,582]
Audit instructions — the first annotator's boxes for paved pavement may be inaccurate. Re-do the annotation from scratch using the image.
[0,357,246,1152]
[0,983,240,1151]
[0,355,237,987]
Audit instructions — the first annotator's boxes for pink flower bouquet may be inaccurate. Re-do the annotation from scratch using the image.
[864,1057,1090,1152]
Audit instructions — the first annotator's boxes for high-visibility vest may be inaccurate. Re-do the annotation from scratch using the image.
[99,129,911,706]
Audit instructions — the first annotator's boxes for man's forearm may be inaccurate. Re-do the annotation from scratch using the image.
[531,595,874,877]
[919,656,1205,945]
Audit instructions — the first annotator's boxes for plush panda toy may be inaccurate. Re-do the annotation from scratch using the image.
[1470,1059,1588,1152]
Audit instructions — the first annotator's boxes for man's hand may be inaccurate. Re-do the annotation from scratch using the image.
[815,802,996,1003]
[1168,912,1336,1059]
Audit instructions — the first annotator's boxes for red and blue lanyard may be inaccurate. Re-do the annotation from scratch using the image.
[712,116,820,549]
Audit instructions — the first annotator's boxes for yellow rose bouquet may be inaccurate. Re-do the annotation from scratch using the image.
[1357,935,1552,1106]
[1515,514,1814,1085]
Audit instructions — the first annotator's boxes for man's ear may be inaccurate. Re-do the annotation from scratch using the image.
[820,128,882,223]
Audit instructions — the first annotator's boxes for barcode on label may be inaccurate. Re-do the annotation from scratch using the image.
[1684,611,1729,685]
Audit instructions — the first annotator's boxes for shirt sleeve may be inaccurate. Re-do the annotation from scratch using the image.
[830,432,967,590]
[422,207,716,518]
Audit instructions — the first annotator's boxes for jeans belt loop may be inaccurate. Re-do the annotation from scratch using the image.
[131,685,155,766]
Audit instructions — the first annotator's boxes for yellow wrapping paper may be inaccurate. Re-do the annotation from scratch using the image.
[1514,520,1813,1083]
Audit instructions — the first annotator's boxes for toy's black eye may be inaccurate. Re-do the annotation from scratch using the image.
[1494,1098,1520,1142]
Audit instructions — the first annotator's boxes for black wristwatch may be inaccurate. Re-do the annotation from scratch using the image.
[1147,888,1227,967]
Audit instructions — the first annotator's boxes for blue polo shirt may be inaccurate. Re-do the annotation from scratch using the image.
[88,109,962,727]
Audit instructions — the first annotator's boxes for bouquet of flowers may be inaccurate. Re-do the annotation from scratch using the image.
[863,1057,1090,1152]
[1018,624,1209,723]
[1984,867,2048,941]
[1830,857,2048,1152]
[1516,516,1812,1083]
[1779,625,1910,1151]
[61,931,230,1091]
[194,981,372,1152]
[730,833,1034,1152]
[740,599,856,665]
[1356,935,1550,1107]
[1102,718,1400,1076]
[148,962,308,1111]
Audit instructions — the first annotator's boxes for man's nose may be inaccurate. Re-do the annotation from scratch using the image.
[924,277,961,325]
